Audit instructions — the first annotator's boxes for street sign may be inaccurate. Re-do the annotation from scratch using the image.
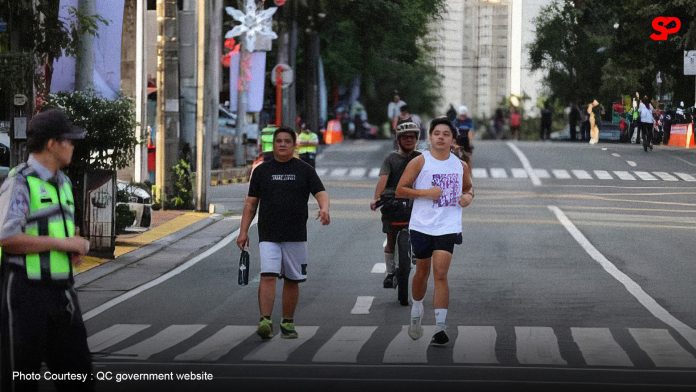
[684,51,696,75]
[271,63,293,88]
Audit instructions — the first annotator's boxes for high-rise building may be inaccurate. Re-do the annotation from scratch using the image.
[430,0,552,119]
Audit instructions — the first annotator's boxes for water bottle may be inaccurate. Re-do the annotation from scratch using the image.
[238,250,250,286]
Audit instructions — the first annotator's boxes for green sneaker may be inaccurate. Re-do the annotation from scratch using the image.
[280,320,298,339]
[257,317,273,339]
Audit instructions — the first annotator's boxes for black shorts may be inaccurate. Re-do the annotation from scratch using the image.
[409,230,462,259]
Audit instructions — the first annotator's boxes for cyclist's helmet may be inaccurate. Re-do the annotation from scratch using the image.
[395,121,420,137]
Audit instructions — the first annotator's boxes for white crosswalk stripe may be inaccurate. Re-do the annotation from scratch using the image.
[552,170,571,179]
[472,168,488,178]
[594,170,613,180]
[533,169,550,178]
[369,167,381,178]
[571,327,632,367]
[88,324,696,368]
[571,170,592,180]
[330,168,348,177]
[511,168,528,178]
[634,171,658,181]
[313,326,378,363]
[653,172,678,181]
[490,168,508,178]
[675,172,696,181]
[349,167,367,178]
[629,328,696,368]
[614,171,637,180]
[515,327,567,365]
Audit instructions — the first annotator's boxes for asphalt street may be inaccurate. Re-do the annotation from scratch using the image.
[74,139,696,392]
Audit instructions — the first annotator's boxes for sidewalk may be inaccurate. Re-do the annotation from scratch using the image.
[75,182,250,313]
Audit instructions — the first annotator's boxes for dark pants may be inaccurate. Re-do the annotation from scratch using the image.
[1,265,94,392]
[299,153,316,168]
[580,121,590,141]
[569,123,577,140]
[641,122,653,148]
[540,122,551,140]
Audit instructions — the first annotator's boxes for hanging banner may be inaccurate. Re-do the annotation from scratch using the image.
[229,51,266,113]
[51,0,124,99]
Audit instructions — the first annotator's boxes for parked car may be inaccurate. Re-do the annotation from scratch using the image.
[116,180,152,231]
[550,123,628,142]
[0,132,10,182]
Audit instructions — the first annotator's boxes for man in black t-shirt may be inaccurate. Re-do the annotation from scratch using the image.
[236,127,330,340]
[370,122,421,290]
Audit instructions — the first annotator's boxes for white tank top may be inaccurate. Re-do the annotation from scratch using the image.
[409,151,464,235]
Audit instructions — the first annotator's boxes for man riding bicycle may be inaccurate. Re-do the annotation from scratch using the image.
[370,122,422,288]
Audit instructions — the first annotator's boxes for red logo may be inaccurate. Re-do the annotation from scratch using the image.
[650,17,681,41]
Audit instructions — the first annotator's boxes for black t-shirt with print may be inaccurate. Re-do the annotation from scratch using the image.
[248,158,325,242]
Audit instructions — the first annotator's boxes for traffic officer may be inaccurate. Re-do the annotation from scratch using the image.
[297,121,319,168]
[0,109,94,392]
[259,124,277,162]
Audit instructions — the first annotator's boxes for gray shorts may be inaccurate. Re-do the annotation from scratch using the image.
[259,242,308,282]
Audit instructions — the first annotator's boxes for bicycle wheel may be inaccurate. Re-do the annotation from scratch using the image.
[395,229,411,306]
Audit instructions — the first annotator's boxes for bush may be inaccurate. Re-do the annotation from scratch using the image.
[166,159,193,210]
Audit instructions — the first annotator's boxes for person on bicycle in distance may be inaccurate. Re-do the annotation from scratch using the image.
[370,122,422,288]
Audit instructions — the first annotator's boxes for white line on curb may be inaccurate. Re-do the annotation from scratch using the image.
[548,205,696,350]
[84,217,258,321]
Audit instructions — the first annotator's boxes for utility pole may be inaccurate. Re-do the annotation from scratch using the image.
[75,0,95,90]
[195,0,221,211]
[155,0,180,205]
[134,0,147,182]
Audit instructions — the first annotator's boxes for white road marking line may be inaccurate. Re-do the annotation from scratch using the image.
[634,171,658,181]
[611,153,621,157]
[371,263,386,274]
[652,172,678,181]
[490,168,508,178]
[88,324,151,353]
[313,326,378,363]
[369,168,381,178]
[601,148,608,151]
[571,170,592,180]
[507,142,541,186]
[383,325,437,363]
[109,325,206,360]
[472,168,488,178]
[552,170,571,179]
[533,169,550,178]
[549,205,696,350]
[674,172,696,182]
[453,326,498,364]
[331,168,348,177]
[350,296,375,315]
[629,329,696,368]
[594,170,613,180]
[511,168,528,178]
[515,326,567,365]
[84,215,258,321]
[614,171,636,180]
[626,161,637,167]
[174,326,256,362]
[243,326,319,362]
[349,168,367,178]
[315,168,329,177]
[571,327,632,367]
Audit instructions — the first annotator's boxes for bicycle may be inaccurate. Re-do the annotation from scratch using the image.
[376,197,414,306]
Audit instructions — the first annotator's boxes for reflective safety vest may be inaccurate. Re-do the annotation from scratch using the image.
[0,165,75,282]
[298,131,318,154]
[260,126,277,153]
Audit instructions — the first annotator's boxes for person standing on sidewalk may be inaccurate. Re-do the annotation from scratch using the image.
[396,116,474,346]
[297,121,319,168]
[236,127,330,340]
[0,109,94,392]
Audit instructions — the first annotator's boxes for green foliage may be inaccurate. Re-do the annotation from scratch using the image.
[115,204,135,233]
[166,159,193,210]
[529,0,696,107]
[44,90,140,172]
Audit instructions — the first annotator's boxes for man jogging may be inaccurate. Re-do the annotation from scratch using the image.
[396,116,474,346]
[236,127,330,339]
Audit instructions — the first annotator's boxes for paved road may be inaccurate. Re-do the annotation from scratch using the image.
[77,140,696,392]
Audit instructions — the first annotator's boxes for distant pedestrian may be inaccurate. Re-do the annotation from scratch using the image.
[492,108,505,140]
[236,127,330,340]
[509,107,521,140]
[387,91,406,131]
[297,121,319,167]
[579,101,590,141]
[568,102,580,141]
[396,116,474,346]
[453,105,475,150]
[0,109,94,392]
[588,99,600,144]
[540,101,553,140]
[446,104,457,123]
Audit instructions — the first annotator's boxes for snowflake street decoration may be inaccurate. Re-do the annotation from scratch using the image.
[225,0,278,52]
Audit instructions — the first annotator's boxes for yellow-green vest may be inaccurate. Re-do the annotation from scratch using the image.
[298,131,318,154]
[0,166,75,282]
[260,126,276,153]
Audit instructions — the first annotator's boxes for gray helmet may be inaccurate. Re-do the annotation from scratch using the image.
[395,121,420,137]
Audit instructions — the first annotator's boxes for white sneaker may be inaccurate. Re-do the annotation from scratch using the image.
[408,316,423,340]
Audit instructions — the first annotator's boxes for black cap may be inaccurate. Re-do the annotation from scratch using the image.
[28,109,86,140]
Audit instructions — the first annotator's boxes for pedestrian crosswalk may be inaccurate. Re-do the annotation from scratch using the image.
[316,166,696,182]
[88,323,696,368]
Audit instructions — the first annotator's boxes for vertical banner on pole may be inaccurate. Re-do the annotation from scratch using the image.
[229,51,266,113]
